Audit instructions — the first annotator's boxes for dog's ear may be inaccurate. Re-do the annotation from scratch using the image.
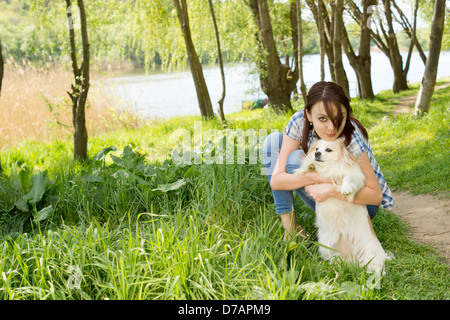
[295,140,318,175]
[306,140,319,155]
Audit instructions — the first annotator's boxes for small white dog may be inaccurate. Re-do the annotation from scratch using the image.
[294,138,390,275]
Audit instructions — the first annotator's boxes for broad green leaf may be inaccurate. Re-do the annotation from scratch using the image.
[23,171,48,204]
[19,169,32,193]
[153,179,186,193]
[93,146,117,162]
[184,166,201,179]
[110,155,123,167]
[15,197,29,212]
[80,173,104,183]
[34,205,54,222]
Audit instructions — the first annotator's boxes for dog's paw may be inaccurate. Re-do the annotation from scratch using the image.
[294,163,315,176]
[340,183,355,196]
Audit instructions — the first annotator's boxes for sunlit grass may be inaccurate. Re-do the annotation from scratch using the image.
[0,78,449,300]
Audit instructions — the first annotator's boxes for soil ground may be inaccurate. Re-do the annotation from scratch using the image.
[388,83,450,264]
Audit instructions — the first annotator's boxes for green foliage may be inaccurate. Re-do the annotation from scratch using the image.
[1,79,450,300]
[370,84,450,194]
[1,0,320,70]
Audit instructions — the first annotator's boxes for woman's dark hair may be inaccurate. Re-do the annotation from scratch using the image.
[301,81,369,152]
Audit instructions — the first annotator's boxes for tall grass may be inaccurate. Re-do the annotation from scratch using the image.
[0,78,449,300]
[0,61,147,148]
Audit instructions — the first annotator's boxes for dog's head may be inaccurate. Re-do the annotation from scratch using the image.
[309,138,355,167]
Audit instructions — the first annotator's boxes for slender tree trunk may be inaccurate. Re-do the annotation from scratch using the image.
[392,0,426,66]
[347,0,416,93]
[342,0,375,99]
[332,0,349,97]
[314,0,336,81]
[173,0,214,119]
[0,39,2,173]
[65,0,89,161]
[0,40,3,97]
[248,0,298,114]
[305,0,339,82]
[208,0,226,127]
[317,0,325,81]
[296,0,307,104]
[415,0,446,115]
[383,0,408,93]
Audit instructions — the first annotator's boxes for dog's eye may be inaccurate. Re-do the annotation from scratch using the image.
[325,148,333,152]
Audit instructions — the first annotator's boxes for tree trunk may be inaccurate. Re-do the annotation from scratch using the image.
[309,0,336,82]
[342,0,375,99]
[0,40,2,172]
[296,0,307,104]
[0,40,3,97]
[305,0,341,82]
[415,0,446,115]
[332,0,349,98]
[383,0,408,93]
[391,0,426,66]
[248,0,298,114]
[173,0,214,119]
[65,0,89,161]
[347,0,415,94]
[317,0,325,81]
[208,0,226,127]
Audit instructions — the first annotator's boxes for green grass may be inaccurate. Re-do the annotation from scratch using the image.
[0,79,449,300]
[371,81,450,194]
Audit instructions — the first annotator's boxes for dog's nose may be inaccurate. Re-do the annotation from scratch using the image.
[315,151,321,160]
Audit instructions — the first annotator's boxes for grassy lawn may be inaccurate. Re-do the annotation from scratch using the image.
[0,80,449,300]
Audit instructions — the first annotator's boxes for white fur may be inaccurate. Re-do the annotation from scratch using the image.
[293,138,390,275]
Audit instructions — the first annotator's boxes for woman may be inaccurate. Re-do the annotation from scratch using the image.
[262,81,394,240]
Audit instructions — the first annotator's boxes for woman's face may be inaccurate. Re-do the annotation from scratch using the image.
[306,101,347,141]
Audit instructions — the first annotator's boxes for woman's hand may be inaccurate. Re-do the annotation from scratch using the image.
[305,183,338,202]
[305,172,332,185]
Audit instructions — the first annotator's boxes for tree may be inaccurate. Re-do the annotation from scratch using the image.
[173,0,214,119]
[332,0,350,97]
[208,0,227,127]
[248,0,299,113]
[65,0,90,161]
[304,0,343,84]
[346,0,416,94]
[391,0,426,66]
[341,0,376,99]
[0,40,2,174]
[414,0,446,115]
[316,0,325,81]
[382,0,408,92]
[296,0,307,104]
[0,40,3,97]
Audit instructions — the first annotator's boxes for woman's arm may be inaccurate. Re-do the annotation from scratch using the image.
[305,151,383,206]
[270,134,330,191]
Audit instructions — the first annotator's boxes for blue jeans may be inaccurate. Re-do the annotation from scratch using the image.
[262,132,378,219]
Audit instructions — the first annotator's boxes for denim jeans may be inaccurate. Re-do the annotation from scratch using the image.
[262,132,378,219]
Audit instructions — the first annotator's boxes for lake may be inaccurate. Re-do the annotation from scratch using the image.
[97,50,450,119]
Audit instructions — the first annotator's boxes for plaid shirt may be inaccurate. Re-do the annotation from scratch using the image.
[284,109,394,210]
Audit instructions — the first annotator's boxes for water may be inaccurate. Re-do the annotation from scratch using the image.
[98,50,450,119]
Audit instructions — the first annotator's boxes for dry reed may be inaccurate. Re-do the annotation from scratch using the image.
[0,58,146,149]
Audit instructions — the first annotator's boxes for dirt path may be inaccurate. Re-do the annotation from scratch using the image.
[388,83,450,264]
[390,82,450,116]
[391,191,450,263]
